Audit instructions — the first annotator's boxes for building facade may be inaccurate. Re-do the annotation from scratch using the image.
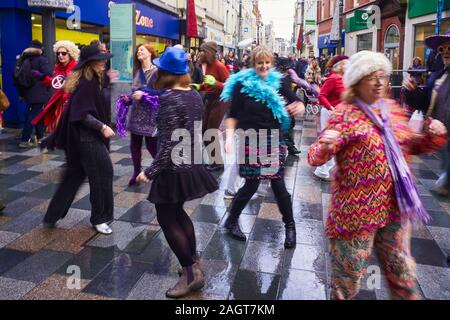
[294,0,319,57]
[404,0,450,70]
[0,0,181,126]
[343,0,408,70]
[274,37,291,57]
[265,21,275,51]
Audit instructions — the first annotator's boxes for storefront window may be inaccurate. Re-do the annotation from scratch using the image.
[385,25,400,44]
[136,35,171,56]
[384,25,400,70]
[31,14,100,47]
[414,19,450,65]
[357,32,372,51]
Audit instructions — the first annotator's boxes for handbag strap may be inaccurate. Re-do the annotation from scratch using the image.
[139,68,147,87]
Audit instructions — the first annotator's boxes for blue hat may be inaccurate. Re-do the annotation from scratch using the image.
[153,47,190,75]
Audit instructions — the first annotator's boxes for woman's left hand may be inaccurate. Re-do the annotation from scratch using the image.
[136,172,150,184]
[287,101,305,118]
[427,119,447,136]
[107,69,119,81]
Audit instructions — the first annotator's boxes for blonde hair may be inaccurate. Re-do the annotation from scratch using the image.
[64,63,103,94]
[53,40,80,61]
[250,46,274,67]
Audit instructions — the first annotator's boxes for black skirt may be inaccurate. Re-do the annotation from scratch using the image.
[148,165,218,204]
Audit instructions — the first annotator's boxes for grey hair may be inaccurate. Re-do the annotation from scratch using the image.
[332,60,347,74]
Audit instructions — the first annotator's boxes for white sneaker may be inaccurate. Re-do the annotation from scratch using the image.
[94,223,113,235]
[313,171,331,182]
[224,190,236,199]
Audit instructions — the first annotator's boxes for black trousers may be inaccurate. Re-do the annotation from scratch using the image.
[229,178,294,224]
[44,138,114,225]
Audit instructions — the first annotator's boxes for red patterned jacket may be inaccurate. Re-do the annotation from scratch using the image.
[308,99,447,239]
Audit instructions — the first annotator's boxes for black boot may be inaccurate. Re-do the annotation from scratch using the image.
[284,222,296,248]
[225,216,246,241]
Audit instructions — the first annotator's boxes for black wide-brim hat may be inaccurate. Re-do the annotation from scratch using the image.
[425,28,450,50]
[73,45,113,71]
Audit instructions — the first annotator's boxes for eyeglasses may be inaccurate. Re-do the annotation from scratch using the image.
[363,75,390,83]
[56,52,68,57]
[438,45,450,54]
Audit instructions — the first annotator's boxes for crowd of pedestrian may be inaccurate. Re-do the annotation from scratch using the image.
[0,28,449,299]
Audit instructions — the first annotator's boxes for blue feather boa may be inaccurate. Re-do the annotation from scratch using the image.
[220,68,291,131]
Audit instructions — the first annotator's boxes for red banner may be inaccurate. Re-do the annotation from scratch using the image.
[296,26,303,50]
[187,0,198,37]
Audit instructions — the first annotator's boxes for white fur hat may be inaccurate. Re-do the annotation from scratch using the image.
[343,50,392,88]
[53,40,80,61]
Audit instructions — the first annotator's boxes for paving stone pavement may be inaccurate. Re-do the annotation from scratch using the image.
[0,115,449,300]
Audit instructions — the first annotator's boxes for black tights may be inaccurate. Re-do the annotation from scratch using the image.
[229,178,294,224]
[155,203,196,267]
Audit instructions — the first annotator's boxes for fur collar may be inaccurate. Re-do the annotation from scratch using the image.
[220,68,290,131]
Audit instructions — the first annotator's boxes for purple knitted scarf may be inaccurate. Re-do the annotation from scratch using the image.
[356,98,430,225]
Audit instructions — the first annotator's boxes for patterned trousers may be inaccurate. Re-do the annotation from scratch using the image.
[329,220,423,300]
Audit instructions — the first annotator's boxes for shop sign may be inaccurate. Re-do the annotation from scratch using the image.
[28,0,73,9]
[305,20,316,26]
[107,0,179,39]
[135,10,153,29]
[355,10,371,27]
[408,0,450,19]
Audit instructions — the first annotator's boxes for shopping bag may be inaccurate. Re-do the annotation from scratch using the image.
[408,110,424,133]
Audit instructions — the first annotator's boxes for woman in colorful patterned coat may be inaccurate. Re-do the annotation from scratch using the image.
[308,51,447,300]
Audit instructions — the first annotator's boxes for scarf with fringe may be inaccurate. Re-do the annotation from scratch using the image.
[220,68,290,131]
[356,98,430,225]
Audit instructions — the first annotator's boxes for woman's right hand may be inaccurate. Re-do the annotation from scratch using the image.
[319,130,341,146]
[102,125,116,139]
[403,77,418,92]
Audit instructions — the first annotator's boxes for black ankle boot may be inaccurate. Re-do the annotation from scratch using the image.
[225,217,246,241]
[284,222,296,248]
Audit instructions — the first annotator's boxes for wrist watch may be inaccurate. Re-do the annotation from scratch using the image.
[101,124,107,131]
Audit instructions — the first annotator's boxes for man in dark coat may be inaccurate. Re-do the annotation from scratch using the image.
[18,40,52,148]
[404,29,450,200]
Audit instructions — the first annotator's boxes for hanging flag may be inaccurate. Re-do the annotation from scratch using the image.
[187,0,198,38]
[296,25,303,50]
